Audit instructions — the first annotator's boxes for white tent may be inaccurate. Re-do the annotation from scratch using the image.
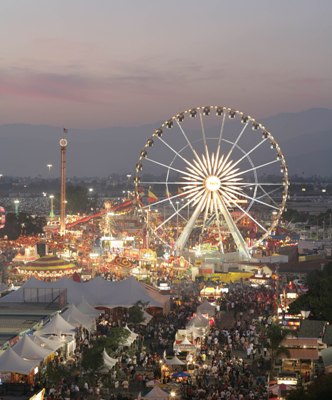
[143,385,169,400]
[76,298,100,318]
[102,348,118,369]
[31,334,64,352]
[61,304,96,331]
[0,276,170,313]
[123,325,139,347]
[174,337,196,353]
[140,310,153,326]
[186,312,210,329]
[39,313,76,336]
[197,300,216,317]
[0,347,39,375]
[164,356,185,366]
[12,334,53,361]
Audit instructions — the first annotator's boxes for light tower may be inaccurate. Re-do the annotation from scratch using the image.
[59,135,68,235]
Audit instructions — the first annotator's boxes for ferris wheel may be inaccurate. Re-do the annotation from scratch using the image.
[134,106,289,259]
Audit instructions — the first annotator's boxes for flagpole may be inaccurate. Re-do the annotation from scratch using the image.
[146,206,150,248]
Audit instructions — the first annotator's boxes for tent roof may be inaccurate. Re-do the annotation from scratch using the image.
[144,385,169,400]
[0,276,169,312]
[12,334,53,361]
[61,304,96,331]
[186,312,209,328]
[165,356,185,366]
[197,300,216,315]
[0,347,38,375]
[103,348,117,369]
[76,298,100,317]
[39,313,76,336]
[31,334,64,351]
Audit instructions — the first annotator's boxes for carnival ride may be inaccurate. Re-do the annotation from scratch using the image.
[134,106,289,260]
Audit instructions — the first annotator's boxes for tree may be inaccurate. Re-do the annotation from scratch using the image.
[265,323,290,369]
[128,301,146,324]
[288,263,332,322]
[287,373,332,400]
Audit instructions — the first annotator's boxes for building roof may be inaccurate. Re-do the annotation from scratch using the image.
[323,325,332,346]
[279,348,319,360]
[298,320,327,339]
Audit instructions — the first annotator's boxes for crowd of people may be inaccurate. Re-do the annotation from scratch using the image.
[38,279,276,400]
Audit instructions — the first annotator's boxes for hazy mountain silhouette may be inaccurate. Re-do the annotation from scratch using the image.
[0,108,331,177]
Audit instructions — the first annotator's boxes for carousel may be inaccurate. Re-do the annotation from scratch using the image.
[15,255,81,280]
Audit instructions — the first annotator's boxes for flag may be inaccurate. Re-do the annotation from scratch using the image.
[165,189,172,198]
[178,187,185,197]
[148,190,158,204]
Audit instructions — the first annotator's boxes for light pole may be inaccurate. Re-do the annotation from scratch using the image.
[49,195,55,218]
[47,164,53,173]
[14,199,20,215]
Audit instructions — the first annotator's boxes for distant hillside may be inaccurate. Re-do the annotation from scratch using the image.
[0,108,332,177]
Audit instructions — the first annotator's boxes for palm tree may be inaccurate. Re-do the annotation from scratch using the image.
[265,323,291,370]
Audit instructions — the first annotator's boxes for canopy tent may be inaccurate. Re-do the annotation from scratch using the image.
[0,276,169,313]
[172,371,190,378]
[0,347,38,375]
[140,310,153,326]
[38,313,76,336]
[143,385,169,400]
[31,333,64,352]
[174,337,196,353]
[186,312,209,329]
[61,304,96,331]
[197,300,216,317]
[124,325,139,347]
[103,348,118,369]
[164,356,185,366]
[76,298,100,318]
[12,334,53,361]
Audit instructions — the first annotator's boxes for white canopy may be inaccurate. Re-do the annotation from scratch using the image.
[12,334,53,361]
[31,334,64,352]
[123,325,139,347]
[76,298,100,318]
[164,356,185,366]
[186,312,210,329]
[0,276,169,313]
[61,304,96,331]
[39,313,76,336]
[197,300,216,317]
[103,348,118,369]
[140,310,153,326]
[144,385,169,400]
[0,347,39,375]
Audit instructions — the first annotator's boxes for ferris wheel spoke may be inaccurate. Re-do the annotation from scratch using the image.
[222,138,268,176]
[223,186,280,211]
[255,186,282,207]
[217,113,226,147]
[157,136,195,170]
[142,187,199,209]
[225,158,280,180]
[145,157,203,181]
[226,122,249,161]
[199,111,208,149]
[222,191,268,233]
[175,119,207,172]
[153,195,197,232]
[140,181,189,185]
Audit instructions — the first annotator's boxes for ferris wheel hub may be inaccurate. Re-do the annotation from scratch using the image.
[204,175,221,192]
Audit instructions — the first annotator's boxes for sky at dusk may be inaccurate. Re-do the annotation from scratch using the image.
[0,0,332,129]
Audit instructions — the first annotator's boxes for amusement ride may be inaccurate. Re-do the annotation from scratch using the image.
[134,106,289,260]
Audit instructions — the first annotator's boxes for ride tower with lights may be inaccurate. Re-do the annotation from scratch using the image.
[59,134,68,235]
[134,106,289,261]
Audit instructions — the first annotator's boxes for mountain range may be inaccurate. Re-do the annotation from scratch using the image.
[0,108,331,178]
